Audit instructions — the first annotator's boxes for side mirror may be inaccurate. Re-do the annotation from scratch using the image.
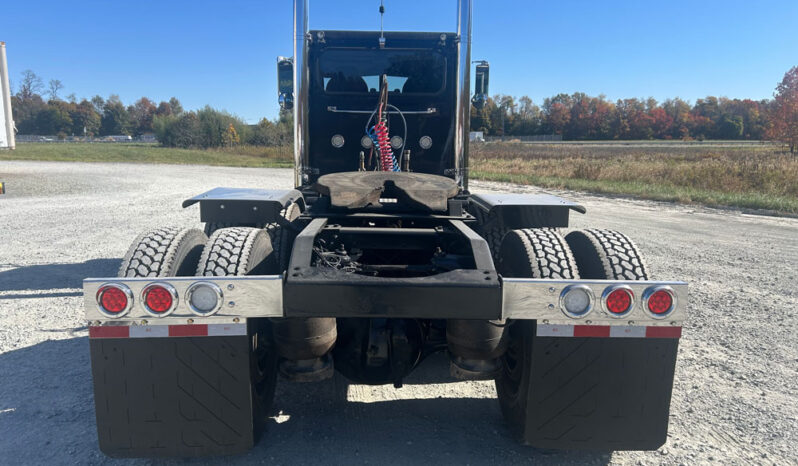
[277,56,294,111]
[471,60,489,110]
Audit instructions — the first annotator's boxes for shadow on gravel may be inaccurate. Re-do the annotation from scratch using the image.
[0,340,610,465]
[0,258,121,295]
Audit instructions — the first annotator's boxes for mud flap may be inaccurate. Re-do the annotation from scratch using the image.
[90,335,257,458]
[524,335,679,450]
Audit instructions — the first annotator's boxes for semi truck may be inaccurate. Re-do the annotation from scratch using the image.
[83,0,687,457]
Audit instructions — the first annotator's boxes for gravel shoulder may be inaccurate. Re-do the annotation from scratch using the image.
[0,161,796,465]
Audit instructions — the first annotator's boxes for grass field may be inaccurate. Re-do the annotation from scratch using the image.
[3,141,797,214]
[1,143,293,168]
[472,142,798,214]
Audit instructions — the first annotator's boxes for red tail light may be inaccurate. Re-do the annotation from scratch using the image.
[142,283,178,316]
[602,285,634,317]
[96,284,132,318]
[644,286,676,318]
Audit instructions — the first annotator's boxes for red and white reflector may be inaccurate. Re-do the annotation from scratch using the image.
[643,286,676,318]
[602,285,634,317]
[141,283,178,317]
[96,283,133,318]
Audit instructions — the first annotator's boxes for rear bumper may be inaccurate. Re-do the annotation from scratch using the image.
[84,275,687,338]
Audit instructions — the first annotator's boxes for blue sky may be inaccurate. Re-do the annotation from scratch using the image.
[3,0,796,122]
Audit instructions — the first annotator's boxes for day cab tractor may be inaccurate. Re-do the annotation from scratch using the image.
[83,0,687,458]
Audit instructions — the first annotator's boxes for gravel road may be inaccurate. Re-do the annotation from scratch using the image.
[1,161,796,465]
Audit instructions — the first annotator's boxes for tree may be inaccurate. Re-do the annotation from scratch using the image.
[128,97,157,135]
[100,95,131,135]
[222,123,240,147]
[48,79,64,101]
[70,100,101,136]
[90,95,105,114]
[168,97,184,114]
[767,66,798,154]
[17,70,44,100]
[35,103,72,135]
[156,101,173,116]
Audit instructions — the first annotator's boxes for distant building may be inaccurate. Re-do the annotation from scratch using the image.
[469,131,485,142]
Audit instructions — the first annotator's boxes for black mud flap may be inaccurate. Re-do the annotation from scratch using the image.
[90,336,257,458]
[524,336,679,450]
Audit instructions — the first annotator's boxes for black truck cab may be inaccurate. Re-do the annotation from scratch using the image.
[306,31,458,181]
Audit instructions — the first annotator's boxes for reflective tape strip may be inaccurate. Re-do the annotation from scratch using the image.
[89,326,129,338]
[88,324,246,339]
[168,324,208,337]
[574,325,610,338]
[646,326,682,338]
[130,325,169,338]
[610,326,647,338]
[537,324,681,339]
[208,323,247,336]
[536,324,575,337]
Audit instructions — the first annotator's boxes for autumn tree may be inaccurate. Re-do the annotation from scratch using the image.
[128,97,157,135]
[767,66,798,154]
[222,123,240,147]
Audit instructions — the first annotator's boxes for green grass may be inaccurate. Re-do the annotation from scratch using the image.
[1,143,293,168]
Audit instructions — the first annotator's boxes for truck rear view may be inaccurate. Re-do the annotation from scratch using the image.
[83,0,687,457]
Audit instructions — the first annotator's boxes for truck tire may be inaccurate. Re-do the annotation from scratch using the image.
[262,202,301,273]
[496,228,678,450]
[494,228,579,445]
[564,229,649,280]
[91,227,274,458]
[118,226,207,277]
[472,208,509,261]
[197,227,280,439]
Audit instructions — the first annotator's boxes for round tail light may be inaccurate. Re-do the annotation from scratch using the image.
[602,285,634,317]
[141,283,178,317]
[559,285,595,318]
[186,282,223,316]
[96,284,133,318]
[643,286,676,318]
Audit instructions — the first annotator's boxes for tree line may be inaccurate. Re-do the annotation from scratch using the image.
[8,66,797,152]
[471,67,796,151]
[9,70,292,147]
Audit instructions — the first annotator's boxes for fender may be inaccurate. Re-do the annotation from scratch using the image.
[183,187,305,225]
[469,193,586,229]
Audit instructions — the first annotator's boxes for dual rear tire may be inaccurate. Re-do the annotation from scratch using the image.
[495,228,677,450]
[93,221,290,458]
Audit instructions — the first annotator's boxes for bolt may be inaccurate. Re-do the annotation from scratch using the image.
[547,303,555,310]
[227,284,235,291]
[233,317,240,323]
[548,287,556,294]
[542,319,549,324]
[671,321,679,326]
[228,301,235,308]
[628,320,635,325]
[585,320,592,324]
[187,318,194,324]
[220,204,225,209]
[141,320,148,325]
[253,206,258,211]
